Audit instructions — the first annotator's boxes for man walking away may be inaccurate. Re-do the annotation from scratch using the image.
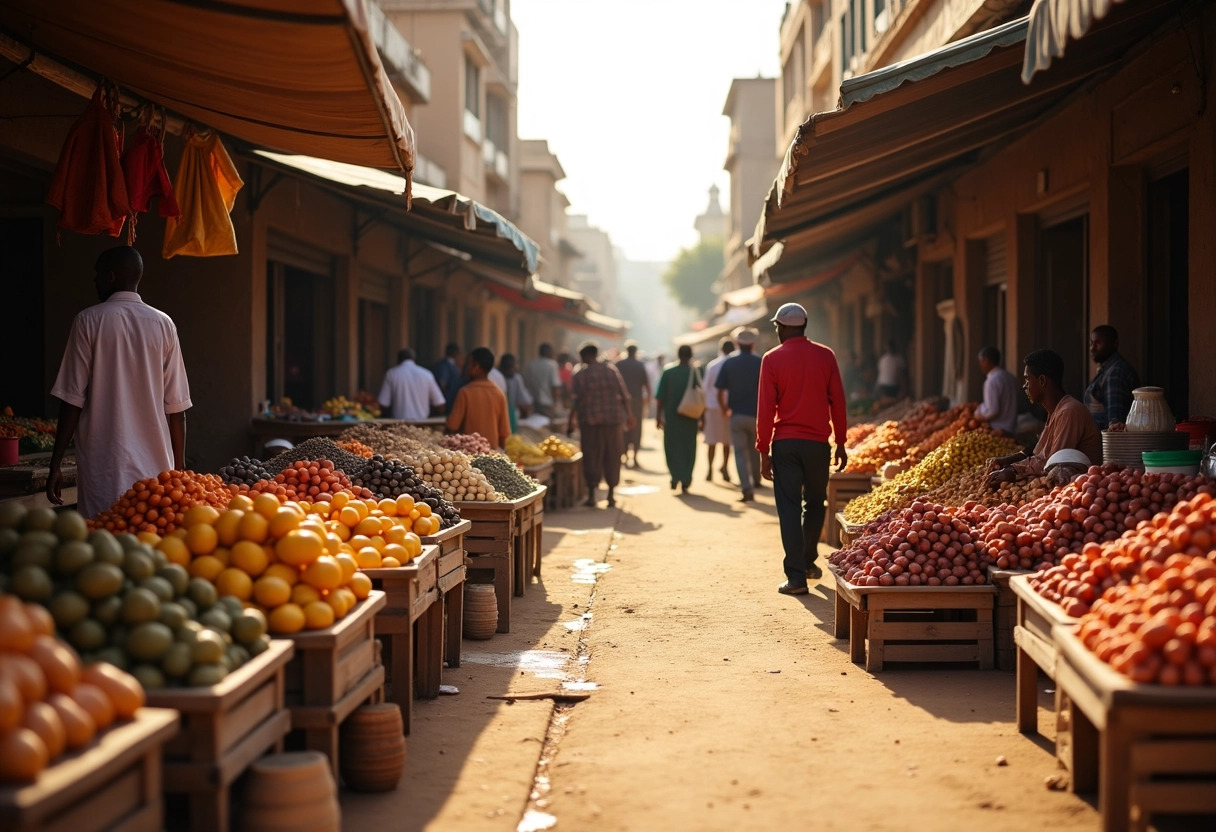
[757,303,848,595]
[569,341,634,508]
[47,245,192,516]
[702,337,735,482]
[523,343,563,418]
[1085,325,1140,430]
[974,346,1018,435]
[446,347,510,449]
[615,341,651,468]
[431,343,464,415]
[379,348,445,421]
[715,327,763,502]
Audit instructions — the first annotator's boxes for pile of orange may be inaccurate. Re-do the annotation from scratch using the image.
[156,494,374,635]
[0,594,144,782]
[300,492,429,569]
[89,470,230,534]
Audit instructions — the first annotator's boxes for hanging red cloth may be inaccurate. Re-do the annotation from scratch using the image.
[122,106,180,224]
[46,82,131,238]
[162,127,244,258]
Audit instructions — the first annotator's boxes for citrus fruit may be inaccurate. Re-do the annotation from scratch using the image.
[349,572,372,600]
[263,563,299,586]
[302,556,343,591]
[213,510,244,546]
[368,536,386,553]
[377,498,397,517]
[416,502,431,518]
[395,494,415,515]
[335,553,358,583]
[275,530,324,567]
[267,603,305,634]
[269,507,302,538]
[156,536,191,567]
[324,592,350,619]
[303,601,334,630]
[290,583,321,606]
[404,532,423,557]
[215,568,253,601]
[338,506,361,528]
[183,505,220,529]
[354,547,382,569]
[381,557,401,568]
[229,540,268,577]
[253,493,281,519]
[188,555,225,582]
[382,543,409,563]
[185,524,218,556]
[331,491,350,510]
[354,516,381,538]
[253,576,292,608]
[228,494,255,512]
[383,525,406,545]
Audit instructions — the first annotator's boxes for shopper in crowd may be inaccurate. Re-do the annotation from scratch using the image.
[757,303,848,595]
[46,245,191,516]
[377,347,445,422]
[646,354,664,412]
[557,351,574,409]
[715,327,763,502]
[986,348,1102,486]
[655,345,701,494]
[522,343,563,418]
[431,343,464,415]
[499,353,533,435]
[568,341,634,508]
[446,347,510,449]
[701,337,735,483]
[874,339,907,401]
[1085,324,1140,430]
[974,346,1019,435]
[615,340,651,468]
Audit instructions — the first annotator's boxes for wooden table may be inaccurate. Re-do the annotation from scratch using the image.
[1009,574,1078,735]
[523,458,553,489]
[549,453,583,510]
[453,489,546,633]
[279,591,387,776]
[248,417,445,456]
[363,546,441,736]
[0,708,180,832]
[0,453,77,510]
[421,519,470,669]
[825,472,873,549]
[831,567,996,672]
[147,641,294,832]
[987,566,1032,672]
[1053,626,1216,831]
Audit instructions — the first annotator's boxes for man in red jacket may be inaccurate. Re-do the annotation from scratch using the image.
[757,303,848,595]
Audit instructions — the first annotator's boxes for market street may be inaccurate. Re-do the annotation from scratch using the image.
[343,425,1097,832]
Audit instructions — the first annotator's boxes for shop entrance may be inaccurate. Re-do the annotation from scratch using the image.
[1036,214,1088,397]
[1,217,44,416]
[410,285,438,366]
[358,299,389,394]
[1145,167,1189,419]
[266,262,334,410]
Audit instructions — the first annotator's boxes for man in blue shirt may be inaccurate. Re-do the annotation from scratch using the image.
[1085,325,1140,430]
[715,326,764,502]
[431,343,464,415]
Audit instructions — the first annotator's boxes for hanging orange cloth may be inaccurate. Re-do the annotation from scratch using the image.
[122,106,180,227]
[162,128,244,258]
[46,82,131,238]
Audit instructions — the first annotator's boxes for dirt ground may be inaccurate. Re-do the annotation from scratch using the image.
[342,423,1098,831]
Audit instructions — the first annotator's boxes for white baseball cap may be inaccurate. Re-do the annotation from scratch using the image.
[770,302,807,326]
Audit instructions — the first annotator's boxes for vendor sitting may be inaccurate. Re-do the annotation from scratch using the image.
[986,348,1102,487]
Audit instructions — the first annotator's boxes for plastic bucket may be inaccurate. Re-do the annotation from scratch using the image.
[1142,450,1203,475]
[0,437,17,466]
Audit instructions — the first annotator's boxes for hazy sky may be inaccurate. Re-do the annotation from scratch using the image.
[511,0,790,264]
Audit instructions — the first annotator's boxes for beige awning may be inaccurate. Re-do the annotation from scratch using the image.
[0,0,414,182]
[1022,0,1128,82]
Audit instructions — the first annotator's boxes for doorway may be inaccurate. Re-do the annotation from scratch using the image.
[358,299,389,394]
[1036,215,1088,397]
[266,262,334,410]
[1,218,45,416]
[410,285,438,366]
[1145,168,1189,419]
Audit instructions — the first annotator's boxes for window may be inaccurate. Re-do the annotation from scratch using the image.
[486,93,508,150]
[811,1,828,41]
[782,26,805,110]
[464,55,481,118]
[840,12,851,74]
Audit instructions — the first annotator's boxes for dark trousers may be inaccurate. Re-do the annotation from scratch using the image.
[771,439,830,585]
[581,424,624,490]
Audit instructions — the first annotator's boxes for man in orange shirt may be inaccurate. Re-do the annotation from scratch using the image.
[446,347,510,449]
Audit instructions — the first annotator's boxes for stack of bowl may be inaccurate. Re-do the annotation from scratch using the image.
[1102,430,1188,468]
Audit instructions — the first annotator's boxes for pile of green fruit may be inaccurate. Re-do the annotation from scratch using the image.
[0,503,271,690]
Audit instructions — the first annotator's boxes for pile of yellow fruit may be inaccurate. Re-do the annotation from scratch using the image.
[538,435,578,459]
[301,491,430,567]
[321,396,379,421]
[841,430,1020,525]
[153,494,381,635]
[505,435,548,466]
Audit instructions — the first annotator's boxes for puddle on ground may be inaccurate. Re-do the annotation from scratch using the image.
[565,527,615,535]
[461,650,572,679]
[563,612,592,631]
[518,810,557,832]
[560,681,599,691]
[571,558,611,584]
[615,484,659,495]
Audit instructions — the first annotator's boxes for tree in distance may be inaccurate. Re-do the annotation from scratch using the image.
[661,236,725,315]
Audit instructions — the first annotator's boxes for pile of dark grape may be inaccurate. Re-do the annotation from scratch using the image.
[354,455,461,528]
[264,437,369,476]
[218,456,274,486]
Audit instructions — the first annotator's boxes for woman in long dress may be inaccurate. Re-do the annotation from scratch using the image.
[655,345,700,493]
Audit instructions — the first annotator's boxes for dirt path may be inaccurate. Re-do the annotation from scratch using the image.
[342,426,1097,831]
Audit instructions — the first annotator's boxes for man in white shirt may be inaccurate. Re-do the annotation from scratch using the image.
[522,343,563,416]
[378,348,445,421]
[975,346,1019,435]
[875,339,907,400]
[47,246,192,517]
[702,337,735,482]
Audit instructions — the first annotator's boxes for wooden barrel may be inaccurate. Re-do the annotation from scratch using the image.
[241,751,340,832]
[339,703,407,792]
[463,583,498,640]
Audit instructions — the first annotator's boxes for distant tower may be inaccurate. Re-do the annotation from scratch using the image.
[694,185,728,242]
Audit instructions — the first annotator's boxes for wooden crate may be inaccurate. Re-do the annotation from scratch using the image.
[146,641,293,832]
[831,568,996,672]
[280,591,387,776]
[987,567,1032,673]
[1009,574,1078,735]
[549,453,583,510]
[0,708,179,832]
[1053,626,1216,832]
[825,473,873,550]
[421,519,469,670]
[523,458,553,489]
[363,546,441,736]
[837,513,865,548]
[514,486,546,594]
[453,492,543,634]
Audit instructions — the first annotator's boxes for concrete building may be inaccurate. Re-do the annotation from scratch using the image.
[567,215,619,317]
[693,185,729,242]
[721,76,779,294]
[518,139,580,288]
